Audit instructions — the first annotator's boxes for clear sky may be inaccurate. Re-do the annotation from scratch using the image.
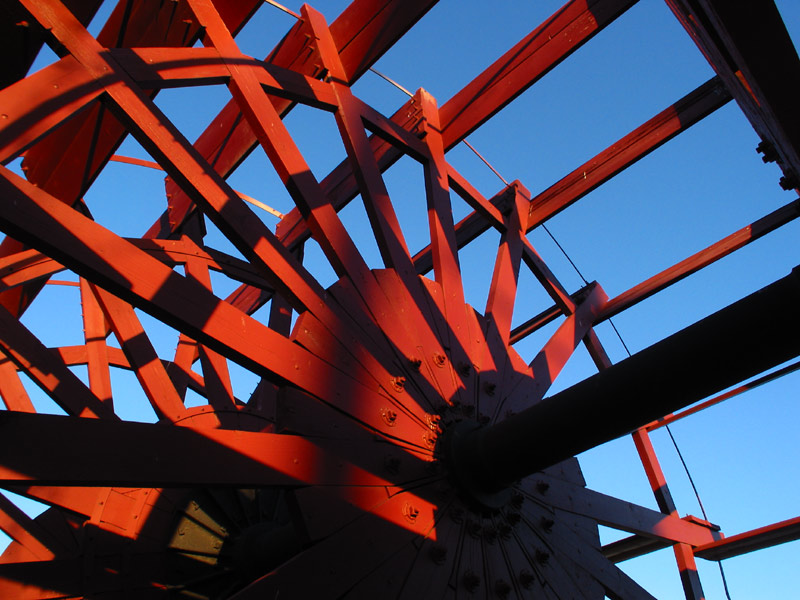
[2,0,799,598]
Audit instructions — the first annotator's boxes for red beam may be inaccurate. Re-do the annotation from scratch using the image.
[0,0,102,89]
[0,411,429,488]
[599,198,800,321]
[666,0,800,190]
[438,0,639,151]
[153,0,439,239]
[646,358,800,431]
[526,76,730,229]
[694,517,800,561]
[529,474,719,547]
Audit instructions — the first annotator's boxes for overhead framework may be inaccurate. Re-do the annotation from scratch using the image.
[0,0,798,598]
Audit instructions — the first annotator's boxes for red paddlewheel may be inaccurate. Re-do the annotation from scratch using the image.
[0,0,798,598]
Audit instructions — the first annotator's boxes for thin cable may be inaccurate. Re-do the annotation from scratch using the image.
[369,67,414,97]
[665,425,733,600]
[367,69,512,188]
[263,0,300,20]
[462,139,509,186]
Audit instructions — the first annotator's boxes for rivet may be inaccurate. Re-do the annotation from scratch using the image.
[540,517,555,532]
[519,569,535,589]
[381,408,398,427]
[535,480,550,494]
[391,376,406,392]
[463,570,480,592]
[402,502,419,524]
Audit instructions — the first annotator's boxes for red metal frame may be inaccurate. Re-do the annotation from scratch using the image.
[0,0,797,598]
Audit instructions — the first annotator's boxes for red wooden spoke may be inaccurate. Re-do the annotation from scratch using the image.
[0,411,431,489]
[0,165,425,443]
[90,285,187,422]
[0,350,34,413]
[303,5,416,280]
[0,493,59,561]
[0,56,102,164]
[0,302,111,420]
[485,185,529,344]
[183,257,236,411]
[151,0,437,240]
[79,278,113,409]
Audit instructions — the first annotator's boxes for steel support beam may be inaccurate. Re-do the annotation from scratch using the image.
[694,517,800,561]
[665,0,800,190]
[457,267,800,491]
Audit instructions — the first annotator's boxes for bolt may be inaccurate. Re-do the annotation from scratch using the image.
[505,511,521,526]
[391,376,406,392]
[459,363,472,377]
[467,519,482,538]
[779,172,799,191]
[484,382,496,396]
[756,140,779,163]
[429,544,448,565]
[495,579,512,599]
[381,408,398,427]
[463,570,480,592]
[535,480,550,494]
[535,549,550,564]
[15,20,29,27]
[540,517,555,532]
[510,491,524,508]
[519,569,535,589]
[498,523,513,539]
[402,503,419,523]
[409,357,422,371]
[433,352,447,368]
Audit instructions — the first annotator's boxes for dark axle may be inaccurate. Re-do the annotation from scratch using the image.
[454,266,800,494]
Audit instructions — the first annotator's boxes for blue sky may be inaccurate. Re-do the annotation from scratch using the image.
[3,0,800,597]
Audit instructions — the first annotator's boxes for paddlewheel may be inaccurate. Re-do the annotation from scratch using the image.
[0,0,798,598]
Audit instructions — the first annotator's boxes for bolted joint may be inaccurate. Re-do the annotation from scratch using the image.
[779,171,799,191]
[756,140,779,163]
